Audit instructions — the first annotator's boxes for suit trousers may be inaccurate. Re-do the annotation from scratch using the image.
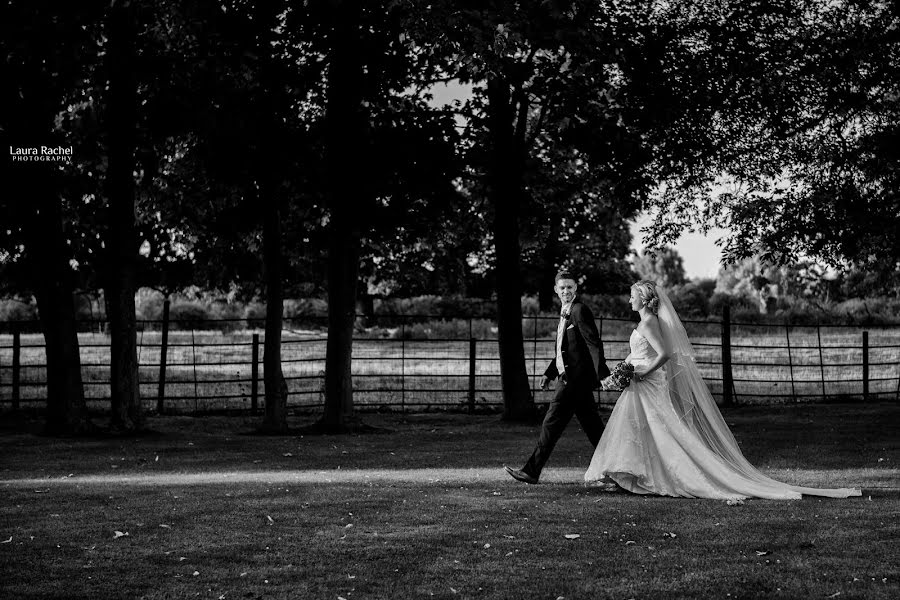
[523,377,605,480]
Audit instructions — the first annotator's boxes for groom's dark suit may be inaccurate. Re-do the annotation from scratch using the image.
[522,297,611,480]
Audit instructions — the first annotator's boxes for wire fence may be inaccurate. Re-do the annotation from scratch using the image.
[1,306,899,415]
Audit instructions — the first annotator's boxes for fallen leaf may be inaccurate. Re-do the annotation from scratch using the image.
[755,550,770,556]
[625,540,635,545]
[113,531,129,539]
[1,536,12,544]
[483,543,491,548]
[159,524,171,529]
[282,453,293,457]
[826,592,841,599]
[192,570,199,576]
[564,534,580,540]
[266,515,274,525]
[33,489,50,494]
[450,588,458,594]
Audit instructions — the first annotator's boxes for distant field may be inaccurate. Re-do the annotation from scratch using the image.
[1,321,898,414]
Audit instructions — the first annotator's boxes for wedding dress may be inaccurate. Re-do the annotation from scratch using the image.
[584,289,861,500]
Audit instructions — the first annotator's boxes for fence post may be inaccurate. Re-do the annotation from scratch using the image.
[468,337,476,413]
[12,323,20,411]
[785,324,796,402]
[251,333,259,413]
[156,298,170,414]
[816,324,826,402]
[531,315,538,402]
[863,330,869,402]
[401,320,406,412]
[721,306,733,406]
[190,326,199,413]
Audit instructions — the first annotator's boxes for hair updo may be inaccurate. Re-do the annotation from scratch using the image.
[632,280,660,315]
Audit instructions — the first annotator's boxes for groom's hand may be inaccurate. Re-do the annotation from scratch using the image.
[540,375,550,391]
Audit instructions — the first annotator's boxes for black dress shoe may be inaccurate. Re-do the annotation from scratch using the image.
[505,466,538,484]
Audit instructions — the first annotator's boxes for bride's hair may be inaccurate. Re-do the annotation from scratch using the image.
[632,280,661,315]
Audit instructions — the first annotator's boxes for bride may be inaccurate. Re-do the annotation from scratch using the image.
[584,280,861,500]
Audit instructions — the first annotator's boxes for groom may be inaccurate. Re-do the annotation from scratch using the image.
[505,270,611,484]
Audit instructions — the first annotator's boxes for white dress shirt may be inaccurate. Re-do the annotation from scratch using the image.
[556,303,573,376]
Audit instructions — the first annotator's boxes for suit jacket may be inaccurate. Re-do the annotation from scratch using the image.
[544,299,610,389]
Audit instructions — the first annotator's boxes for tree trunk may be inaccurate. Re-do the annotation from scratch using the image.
[319,0,366,433]
[29,178,92,435]
[486,75,535,421]
[260,184,289,433]
[253,4,289,434]
[104,0,142,431]
[322,212,362,431]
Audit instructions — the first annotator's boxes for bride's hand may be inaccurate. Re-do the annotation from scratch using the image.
[633,368,647,382]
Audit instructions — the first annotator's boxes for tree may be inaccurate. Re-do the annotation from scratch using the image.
[634,247,687,289]
[638,1,900,272]
[319,0,370,432]
[0,3,103,434]
[404,1,641,420]
[103,0,143,431]
[251,3,293,434]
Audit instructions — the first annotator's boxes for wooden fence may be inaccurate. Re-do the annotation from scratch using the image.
[1,305,899,414]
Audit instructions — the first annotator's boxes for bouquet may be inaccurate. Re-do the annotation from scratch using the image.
[600,361,635,391]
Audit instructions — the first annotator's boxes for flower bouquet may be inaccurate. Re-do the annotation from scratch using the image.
[600,361,635,391]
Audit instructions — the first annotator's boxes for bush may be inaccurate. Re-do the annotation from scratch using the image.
[375,295,495,326]
[669,283,711,317]
[709,292,759,317]
[521,296,540,316]
[135,288,165,321]
[284,298,328,318]
[74,293,104,322]
[833,297,900,325]
[284,298,328,330]
[206,300,244,322]
[580,293,632,318]
[389,318,496,340]
[0,299,38,322]
[168,302,211,328]
[244,302,267,329]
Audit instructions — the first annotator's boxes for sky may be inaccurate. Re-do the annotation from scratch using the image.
[630,214,727,280]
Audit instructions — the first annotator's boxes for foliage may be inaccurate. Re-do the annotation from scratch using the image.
[634,247,688,288]
[640,0,900,271]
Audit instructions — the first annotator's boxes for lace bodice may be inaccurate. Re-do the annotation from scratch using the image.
[630,328,657,363]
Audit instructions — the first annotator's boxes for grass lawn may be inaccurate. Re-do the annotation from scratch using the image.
[1,403,898,599]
